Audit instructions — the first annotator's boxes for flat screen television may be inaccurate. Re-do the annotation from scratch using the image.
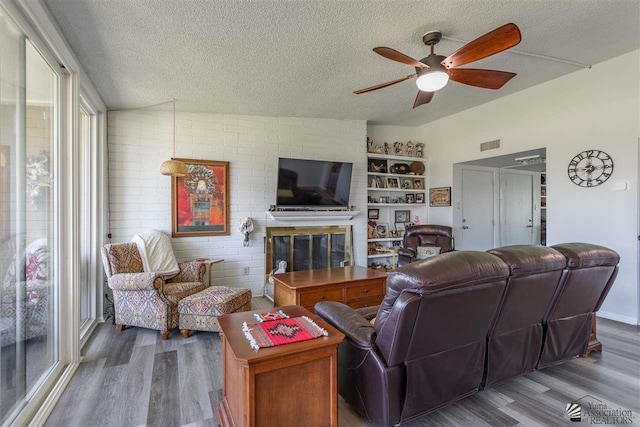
[276,158,353,208]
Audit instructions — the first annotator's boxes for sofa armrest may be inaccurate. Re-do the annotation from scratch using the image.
[397,248,415,259]
[355,305,380,321]
[314,301,376,348]
[109,273,163,291]
[169,261,206,283]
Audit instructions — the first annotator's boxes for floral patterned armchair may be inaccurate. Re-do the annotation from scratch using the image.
[1,238,50,347]
[100,242,207,339]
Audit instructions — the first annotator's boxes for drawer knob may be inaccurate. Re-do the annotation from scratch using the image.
[320,296,325,300]
[363,289,368,293]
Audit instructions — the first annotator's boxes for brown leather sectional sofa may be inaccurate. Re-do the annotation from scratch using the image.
[315,243,619,426]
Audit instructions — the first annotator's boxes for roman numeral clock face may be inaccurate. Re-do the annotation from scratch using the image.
[567,150,614,187]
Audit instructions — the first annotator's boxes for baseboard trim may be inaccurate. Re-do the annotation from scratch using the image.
[29,361,80,426]
[597,310,638,325]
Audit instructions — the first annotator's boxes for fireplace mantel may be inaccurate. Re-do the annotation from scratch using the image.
[266,210,359,221]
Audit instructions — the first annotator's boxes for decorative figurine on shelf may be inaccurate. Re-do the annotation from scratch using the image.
[367,136,373,153]
[416,143,425,158]
[406,141,414,157]
[374,144,382,154]
[394,141,404,156]
[383,142,390,155]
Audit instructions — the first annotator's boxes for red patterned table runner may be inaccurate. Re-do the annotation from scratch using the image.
[242,316,328,351]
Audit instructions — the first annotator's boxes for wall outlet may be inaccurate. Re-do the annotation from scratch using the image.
[243,267,250,275]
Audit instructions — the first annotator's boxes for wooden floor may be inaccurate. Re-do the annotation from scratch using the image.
[46,298,640,427]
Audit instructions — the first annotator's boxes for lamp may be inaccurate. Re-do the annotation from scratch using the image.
[415,54,450,92]
[160,100,188,177]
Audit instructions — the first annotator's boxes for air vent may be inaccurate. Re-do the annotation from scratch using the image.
[480,139,501,152]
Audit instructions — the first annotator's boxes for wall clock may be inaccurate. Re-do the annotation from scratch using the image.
[567,150,614,187]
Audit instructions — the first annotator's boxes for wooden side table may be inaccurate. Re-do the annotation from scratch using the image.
[216,305,345,427]
[198,258,223,286]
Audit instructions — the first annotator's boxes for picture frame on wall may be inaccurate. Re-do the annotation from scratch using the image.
[394,210,410,223]
[172,158,230,237]
[368,208,380,220]
[429,187,451,207]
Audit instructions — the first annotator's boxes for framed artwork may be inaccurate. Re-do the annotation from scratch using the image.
[172,158,230,237]
[413,179,423,189]
[387,177,400,188]
[416,193,425,204]
[395,222,406,234]
[401,178,413,189]
[368,208,380,220]
[406,194,415,204]
[376,223,388,238]
[429,187,451,207]
[394,210,410,223]
[379,196,389,204]
[368,159,387,173]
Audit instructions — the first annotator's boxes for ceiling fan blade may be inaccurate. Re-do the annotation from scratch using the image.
[413,90,434,108]
[449,68,517,89]
[373,47,428,68]
[353,74,416,94]
[442,23,521,69]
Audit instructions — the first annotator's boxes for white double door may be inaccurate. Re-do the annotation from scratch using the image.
[457,167,536,250]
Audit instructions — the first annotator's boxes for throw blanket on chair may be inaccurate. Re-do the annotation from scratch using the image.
[132,230,179,278]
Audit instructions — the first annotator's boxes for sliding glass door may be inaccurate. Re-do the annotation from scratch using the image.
[0,8,59,424]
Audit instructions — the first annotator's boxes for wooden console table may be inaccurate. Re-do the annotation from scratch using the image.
[216,305,344,427]
[273,266,387,313]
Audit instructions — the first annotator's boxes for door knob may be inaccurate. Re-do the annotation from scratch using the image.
[462,226,469,230]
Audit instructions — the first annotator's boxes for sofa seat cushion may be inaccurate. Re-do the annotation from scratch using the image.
[164,282,208,305]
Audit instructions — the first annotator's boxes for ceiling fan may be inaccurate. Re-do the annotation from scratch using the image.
[354,23,522,108]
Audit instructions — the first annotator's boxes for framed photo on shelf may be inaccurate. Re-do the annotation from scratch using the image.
[429,187,451,207]
[416,193,425,204]
[368,159,387,173]
[387,177,400,188]
[394,210,410,223]
[395,222,406,234]
[401,178,413,189]
[379,196,389,204]
[376,223,388,238]
[413,179,423,189]
[406,194,415,204]
[368,208,380,220]
[172,158,229,237]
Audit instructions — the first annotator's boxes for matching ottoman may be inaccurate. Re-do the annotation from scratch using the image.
[178,286,252,337]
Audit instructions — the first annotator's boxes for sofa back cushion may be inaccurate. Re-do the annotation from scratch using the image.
[373,251,509,421]
[484,245,567,388]
[538,243,619,368]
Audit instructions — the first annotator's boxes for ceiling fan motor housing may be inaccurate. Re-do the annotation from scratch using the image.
[417,54,448,75]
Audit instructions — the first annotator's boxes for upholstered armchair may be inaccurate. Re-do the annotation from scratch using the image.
[397,225,454,267]
[101,242,207,339]
[0,238,51,347]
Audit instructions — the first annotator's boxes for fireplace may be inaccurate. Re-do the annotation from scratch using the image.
[264,225,352,299]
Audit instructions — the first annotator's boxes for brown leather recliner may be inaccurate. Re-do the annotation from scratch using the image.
[316,251,510,426]
[315,243,619,426]
[397,225,453,267]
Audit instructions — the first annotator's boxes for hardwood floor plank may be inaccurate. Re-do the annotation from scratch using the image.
[178,342,214,424]
[102,325,137,368]
[89,365,129,427]
[116,344,155,427]
[147,350,180,427]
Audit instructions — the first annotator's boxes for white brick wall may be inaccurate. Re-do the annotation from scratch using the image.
[107,109,367,295]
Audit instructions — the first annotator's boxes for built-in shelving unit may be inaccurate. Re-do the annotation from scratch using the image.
[540,173,547,245]
[366,149,428,270]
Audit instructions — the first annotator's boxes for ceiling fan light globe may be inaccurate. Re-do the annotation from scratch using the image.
[416,71,449,92]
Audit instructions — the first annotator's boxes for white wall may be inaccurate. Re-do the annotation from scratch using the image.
[108,111,367,295]
[417,50,640,324]
[367,125,417,147]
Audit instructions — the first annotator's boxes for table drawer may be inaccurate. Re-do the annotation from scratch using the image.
[300,289,343,307]
[346,281,384,300]
[347,296,383,310]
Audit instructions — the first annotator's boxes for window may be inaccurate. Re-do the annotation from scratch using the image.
[0,8,60,424]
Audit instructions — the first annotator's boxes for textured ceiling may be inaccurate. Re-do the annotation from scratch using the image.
[43,0,639,126]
